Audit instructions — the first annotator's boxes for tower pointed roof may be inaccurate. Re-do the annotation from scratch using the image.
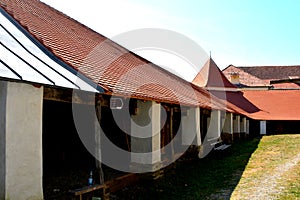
[192,57,237,90]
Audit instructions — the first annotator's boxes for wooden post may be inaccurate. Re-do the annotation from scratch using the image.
[170,107,175,161]
[95,100,104,184]
[207,110,221,139]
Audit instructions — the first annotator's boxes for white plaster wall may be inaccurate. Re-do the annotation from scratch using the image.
[1,82,43,200]
[181,107,201,145]
[0,81,8,199]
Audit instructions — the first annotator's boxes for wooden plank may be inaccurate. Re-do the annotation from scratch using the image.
[106,174,139,193]
[69,174,139,198]
[214,144,231,151]
[210,141,222,146]
[69,184,106,196]
[209,137,222,146]
[207,136,220,142]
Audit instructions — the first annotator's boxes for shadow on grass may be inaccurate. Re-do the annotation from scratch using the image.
[113,137,261,200]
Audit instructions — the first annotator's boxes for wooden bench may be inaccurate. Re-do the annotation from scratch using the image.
[207,137,222,147]
[69,184,106,200]
[214,144,231,151]
[69,173,139,200]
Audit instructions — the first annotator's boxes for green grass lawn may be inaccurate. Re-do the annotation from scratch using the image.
[115,134,300,200]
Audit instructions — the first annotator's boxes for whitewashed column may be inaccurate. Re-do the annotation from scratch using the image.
[131,100,161,171]
[182,107,201,146]
[223,112,233,134]
[207,110,221,139]
[246,119,250,134]
[241,116,247,133]
[233,115,241,133]
[222,112,234,142]
[260,121,267,135]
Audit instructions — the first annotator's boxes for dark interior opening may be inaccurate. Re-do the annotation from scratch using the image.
[160,105,182,160]
[249,119,260,137]
[200,109,210,141]
[43,100,95,172]
[42,99,130,199]
[43,100,96,199]
[267,120,300,134]
[100,105,131,152]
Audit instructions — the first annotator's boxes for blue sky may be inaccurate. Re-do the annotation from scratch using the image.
[42,0,300,81]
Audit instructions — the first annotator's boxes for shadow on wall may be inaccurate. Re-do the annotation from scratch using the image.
[112,137,261,200]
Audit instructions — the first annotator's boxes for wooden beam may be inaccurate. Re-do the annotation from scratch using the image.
[43,87,103,105]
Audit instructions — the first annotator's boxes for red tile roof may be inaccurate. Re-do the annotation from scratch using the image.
[193,62,300,120]
[223,65,270,87]
[0,0,225,109]
[243,90,300,120]
[193,58,237,89]
[237,65,300,80]
[192,59,263,115]
[211,91,260,116]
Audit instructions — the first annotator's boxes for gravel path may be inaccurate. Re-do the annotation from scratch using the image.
[230,152,300,200]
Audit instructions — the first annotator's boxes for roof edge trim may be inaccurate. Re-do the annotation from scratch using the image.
[205,86,238,92]
[0,7,104,93]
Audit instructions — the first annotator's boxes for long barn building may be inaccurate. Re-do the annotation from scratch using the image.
[1,0,300,199]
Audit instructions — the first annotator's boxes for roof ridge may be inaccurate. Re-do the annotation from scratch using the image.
[238,65,300,68]
[1,0,228,108]
[39,0,110,40]
[37,1,197,92]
